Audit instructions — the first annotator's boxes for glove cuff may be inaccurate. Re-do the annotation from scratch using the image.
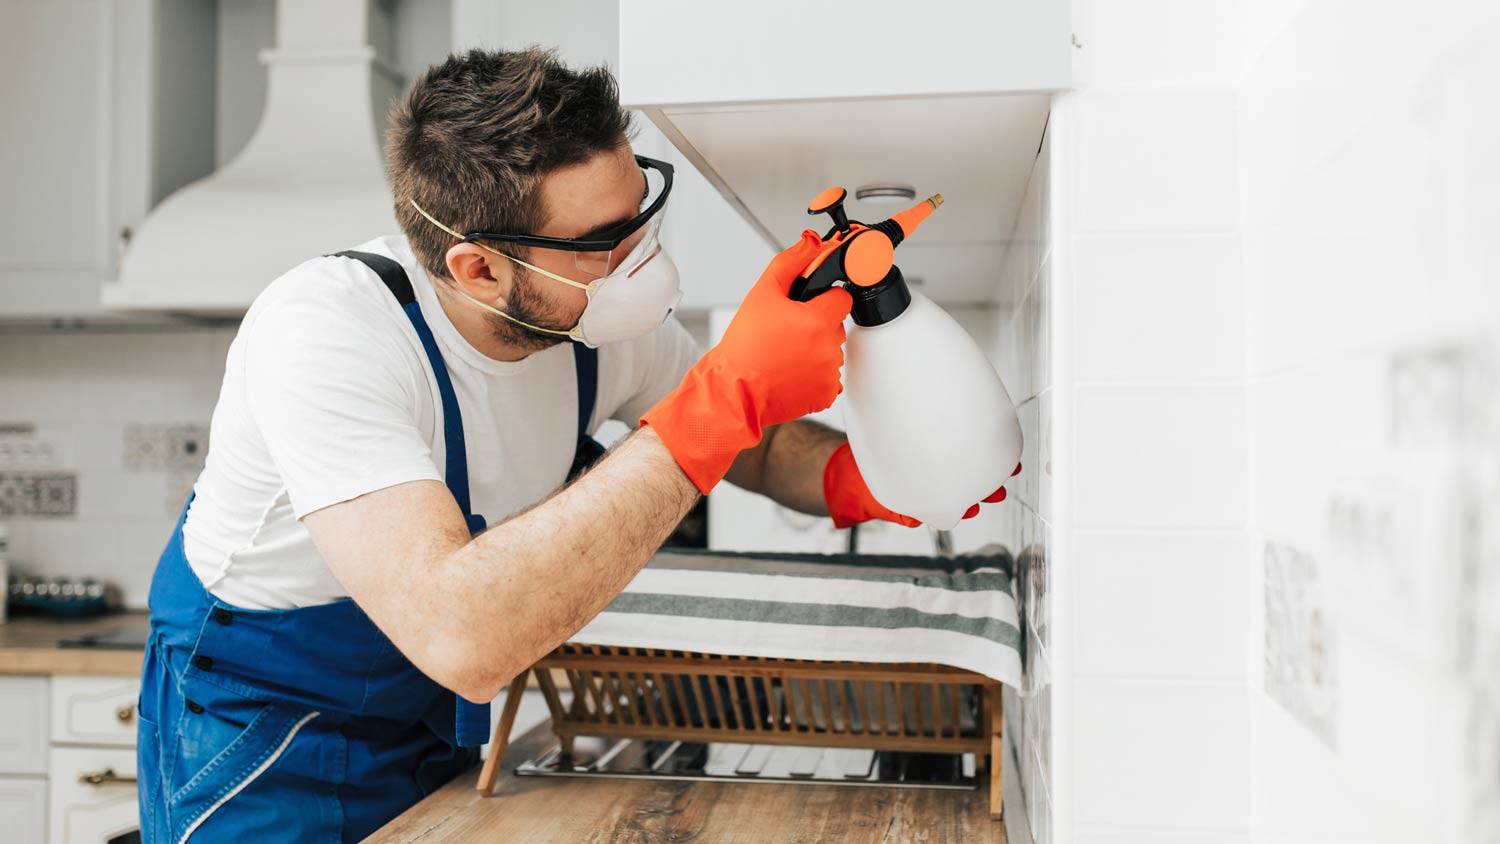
[822,442,866,529]
[641,357,765,494]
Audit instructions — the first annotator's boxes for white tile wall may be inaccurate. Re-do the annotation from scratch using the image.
[1073,532,1248,680]
[1071,680,1249,831]
[1076,91,1239,234]
[1074,235,1243,381]
[1239,2,1500,843]
[1073,386,1247,530]
[990,118,1056,844]
[0,328,233,607]
[1055,4,1253,840]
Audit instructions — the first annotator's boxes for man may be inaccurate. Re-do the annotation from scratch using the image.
[137,48,1006,843]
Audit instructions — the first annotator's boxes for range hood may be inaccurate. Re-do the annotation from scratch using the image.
[105,0,399,315]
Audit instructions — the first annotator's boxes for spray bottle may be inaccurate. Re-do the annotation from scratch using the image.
[790,187,1023,530]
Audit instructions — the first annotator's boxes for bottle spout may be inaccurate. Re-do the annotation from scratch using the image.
[890,194,944,238]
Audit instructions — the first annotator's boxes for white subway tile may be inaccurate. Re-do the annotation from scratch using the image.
[1075,235,1244,380]
[1074,532,1249,680]
[1073,0,1240,88]
[1072,680,1250,829]
[1077,92,1239,234]
[1075,386,1247,529]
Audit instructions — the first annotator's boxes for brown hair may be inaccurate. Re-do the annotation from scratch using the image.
[386,47,633,281]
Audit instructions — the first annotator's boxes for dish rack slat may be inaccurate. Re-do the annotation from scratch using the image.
[477,645,1005,819]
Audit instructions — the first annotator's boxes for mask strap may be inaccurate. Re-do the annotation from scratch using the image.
[455,290,583,342]
[407,200,596,293]
[406,200,584,342]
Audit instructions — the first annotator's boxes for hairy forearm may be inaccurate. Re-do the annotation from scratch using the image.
[432,425,698,701]
[726,419,846,515]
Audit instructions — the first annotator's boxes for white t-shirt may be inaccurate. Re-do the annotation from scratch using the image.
[182,235,700,610]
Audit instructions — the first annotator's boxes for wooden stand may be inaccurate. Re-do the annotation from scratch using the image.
[477,644,1004,820]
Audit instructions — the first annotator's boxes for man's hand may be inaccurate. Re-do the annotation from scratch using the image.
[641,231,853,493]
[824,443,1023,528]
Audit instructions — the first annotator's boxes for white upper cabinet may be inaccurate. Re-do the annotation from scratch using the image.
[618,0,1070,307]
[0,0,216,321]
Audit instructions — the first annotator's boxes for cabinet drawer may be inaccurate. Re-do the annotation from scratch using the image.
[0,676,49,774]
[49,745,138,844]
[50,677,140,748]
[0,775,48,844]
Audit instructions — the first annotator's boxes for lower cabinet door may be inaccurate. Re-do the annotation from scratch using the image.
[0,775,48,844]
[49,747,138,844]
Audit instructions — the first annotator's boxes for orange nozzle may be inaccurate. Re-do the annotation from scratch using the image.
[890,193,945,238]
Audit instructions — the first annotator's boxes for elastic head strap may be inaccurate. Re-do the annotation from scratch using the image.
[407,200,595,292]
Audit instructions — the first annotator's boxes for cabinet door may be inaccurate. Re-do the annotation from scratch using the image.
[0,0,114,316]
[50,678,140,748]
[48,746,138,844]
[0,775,48,844]
[0,676,49,775]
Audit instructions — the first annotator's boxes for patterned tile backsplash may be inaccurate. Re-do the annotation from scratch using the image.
[1263,541,1338,749]
[0,471,78,518]
[0,329,233,607]
[124,423,210,472]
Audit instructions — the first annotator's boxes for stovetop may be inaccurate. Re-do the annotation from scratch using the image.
[56,622,152,650]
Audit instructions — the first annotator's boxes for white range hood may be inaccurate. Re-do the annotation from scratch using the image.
[105,0,398,315]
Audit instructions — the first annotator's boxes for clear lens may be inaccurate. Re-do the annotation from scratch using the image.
[573,165,668,279]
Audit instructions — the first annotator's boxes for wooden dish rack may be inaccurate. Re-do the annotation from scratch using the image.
[479,643,1004,819]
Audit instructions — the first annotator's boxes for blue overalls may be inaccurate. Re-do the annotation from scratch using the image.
[137,250,603,843]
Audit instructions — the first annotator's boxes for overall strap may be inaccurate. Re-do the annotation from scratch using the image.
[569,343,605,479]
[330,249,492,748]
[330,250,483,535]
[572,343,597,439]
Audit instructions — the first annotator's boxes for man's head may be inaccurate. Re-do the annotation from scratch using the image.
[387,47,639,351]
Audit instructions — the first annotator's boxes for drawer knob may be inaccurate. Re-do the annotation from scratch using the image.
[78,767,137,787]
[116,704,135,724]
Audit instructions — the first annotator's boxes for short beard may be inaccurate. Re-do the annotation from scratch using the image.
[488,264,574,352]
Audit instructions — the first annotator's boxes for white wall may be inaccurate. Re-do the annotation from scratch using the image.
[1239,2,1500,843]
[995,120,1057,844]
[0,329,236,608]
[1052,2,1251,842]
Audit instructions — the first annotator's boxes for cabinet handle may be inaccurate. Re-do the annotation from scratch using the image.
[116,704,135,724]
[78,767,137,787]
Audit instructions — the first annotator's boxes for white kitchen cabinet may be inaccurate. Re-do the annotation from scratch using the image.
[0,776,48,844]
[50,678,139,749]
[0,676,49,775]
[618,0,1068,308]
[0,0,216,321]
[47,747,138,844]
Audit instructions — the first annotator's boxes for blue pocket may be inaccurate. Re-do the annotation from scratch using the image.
[165,687,329,844]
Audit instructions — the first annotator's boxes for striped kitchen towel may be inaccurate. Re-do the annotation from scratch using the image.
[570,545,1023,689]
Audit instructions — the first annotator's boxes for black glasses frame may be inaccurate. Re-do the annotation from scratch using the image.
[458,155,674,254]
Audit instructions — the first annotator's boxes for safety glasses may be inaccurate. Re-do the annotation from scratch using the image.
[463,155,673,280]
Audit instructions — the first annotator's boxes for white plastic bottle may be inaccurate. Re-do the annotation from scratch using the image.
[841,285,1023,530]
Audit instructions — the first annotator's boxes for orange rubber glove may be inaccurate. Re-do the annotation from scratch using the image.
[823,443,1023,528]
[643,231,853,493]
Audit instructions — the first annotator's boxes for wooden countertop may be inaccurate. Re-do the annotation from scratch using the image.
[365,724,1007,844]
[0,611,146,676]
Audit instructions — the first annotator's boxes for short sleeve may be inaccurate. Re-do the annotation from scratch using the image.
[613,318,703,426]
[242,296,442,518]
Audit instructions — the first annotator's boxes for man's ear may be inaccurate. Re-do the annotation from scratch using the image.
[444,242,514,303]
